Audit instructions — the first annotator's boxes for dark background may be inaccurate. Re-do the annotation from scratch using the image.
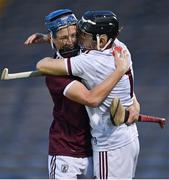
[0,0,169,178]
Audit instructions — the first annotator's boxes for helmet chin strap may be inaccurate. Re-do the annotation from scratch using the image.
[96,34,113,51]
[50,32,55,50]
[101,38,113,51]
[96,34,101,50]
[50,32,62,58]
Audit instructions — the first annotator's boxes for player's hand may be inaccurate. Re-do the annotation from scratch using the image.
[113,46,130,74]
[126,97,140,125]
[24,33,49,45]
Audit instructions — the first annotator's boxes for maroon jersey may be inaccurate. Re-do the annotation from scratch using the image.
[46,75,92,157]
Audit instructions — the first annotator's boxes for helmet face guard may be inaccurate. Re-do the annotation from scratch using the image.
[58,44,80,58]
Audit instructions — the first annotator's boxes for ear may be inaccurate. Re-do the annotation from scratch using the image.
[99,34,108,48]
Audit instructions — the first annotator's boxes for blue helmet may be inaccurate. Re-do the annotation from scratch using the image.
[44,9,80,58]
[45,9,78,35]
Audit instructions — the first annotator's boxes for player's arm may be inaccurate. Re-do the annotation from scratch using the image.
[36,47,129,76]
[126,94,140,125]
[36,57,68,75]
[64,70,124,107]
[24,33,50,45]
[36,49,130,108]
[113,41,140,124]
[64,50,130,107]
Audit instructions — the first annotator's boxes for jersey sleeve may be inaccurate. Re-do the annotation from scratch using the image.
[64,54,95,80]
[63,80,77,96]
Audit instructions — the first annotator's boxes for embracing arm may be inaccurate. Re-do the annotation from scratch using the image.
[36,47,129,75]
[36,56,125,107]
[64,50,130,107]
[24,33,50,45]
[64,68,126,107]
[36,57,68,76]
[126,94,140,124]
[36,49,130,107]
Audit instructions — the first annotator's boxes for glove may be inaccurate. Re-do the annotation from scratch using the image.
[110,97,129,126]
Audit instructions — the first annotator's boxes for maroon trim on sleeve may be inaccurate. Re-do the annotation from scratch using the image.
[67,58,72,75]
[125,68,134,98]
[83,50,92,54]
[85,50,91,54]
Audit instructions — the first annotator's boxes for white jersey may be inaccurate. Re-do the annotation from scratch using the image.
[65,39,138,151]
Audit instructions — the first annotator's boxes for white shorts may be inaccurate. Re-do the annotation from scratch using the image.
[48,155,93,179]
[93,137,140,179]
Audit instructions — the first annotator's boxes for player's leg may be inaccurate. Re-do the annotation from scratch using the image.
[48,155,93,179]
[77,156,93,179]
[93,151,109,179]
[131,137,140,178]
[93,137,140,179]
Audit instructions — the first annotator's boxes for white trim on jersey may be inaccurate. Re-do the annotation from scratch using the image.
[63,80,77,96]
